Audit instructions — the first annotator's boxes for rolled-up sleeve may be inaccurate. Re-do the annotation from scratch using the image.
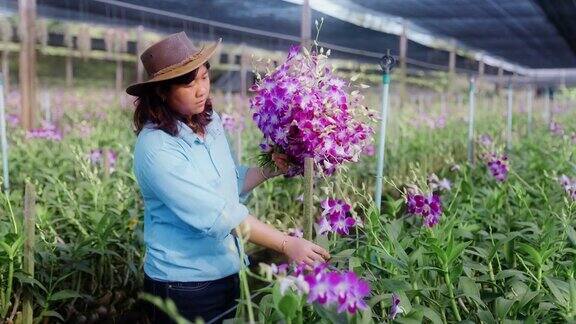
[236,164,251,204]
[141,142,249,241]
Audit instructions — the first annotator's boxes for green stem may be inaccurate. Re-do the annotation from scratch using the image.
[303,157,314,241]
[239,269,255,323]
[444,269,461,321]
[569,277,576,317]
[536,266,542,291]
[488,261,497,292]
[4,192,18,234]
[1,258,14,319]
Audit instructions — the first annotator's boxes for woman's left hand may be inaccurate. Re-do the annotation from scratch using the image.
[263,153,290,178]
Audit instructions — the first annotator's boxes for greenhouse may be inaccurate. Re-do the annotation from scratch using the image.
[0,0,575,323]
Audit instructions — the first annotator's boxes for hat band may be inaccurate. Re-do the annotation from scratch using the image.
[150,45,206,78]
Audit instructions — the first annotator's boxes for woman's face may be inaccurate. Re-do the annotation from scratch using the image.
[166,65,210,116]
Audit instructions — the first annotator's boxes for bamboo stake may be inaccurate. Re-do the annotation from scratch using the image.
[22,181,36,324]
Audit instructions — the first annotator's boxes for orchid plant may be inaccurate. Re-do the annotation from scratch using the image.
[249,36,375,177]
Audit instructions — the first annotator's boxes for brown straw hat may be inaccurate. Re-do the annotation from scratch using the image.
[126,31,221,96]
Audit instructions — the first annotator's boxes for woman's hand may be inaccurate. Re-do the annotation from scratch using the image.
[263,153,290,178]
[283,236,330,267]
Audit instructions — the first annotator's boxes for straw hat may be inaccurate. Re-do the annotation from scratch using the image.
[126,31,221,96]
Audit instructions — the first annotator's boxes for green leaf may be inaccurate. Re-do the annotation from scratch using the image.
[459,276,486,308]
[419,306,443,324]
[381,279,412,292]
[278,293,299,320]
[495,297,516,320]
[477,310,496,324]
[448,242,471,265]
[313,303,348,324]
[48,289,83,302]
[13,272,48,293]
[567,226,576,248]
[38,310,64,322]
[396,307,423,324]
[331,248,356,263]
[517,243,542,265]
[429,245,448,264]
[257,294,274,320]
[495,269,527,281]
[544,276,568,306]
[517,290,539,310]
[349,256,363,270]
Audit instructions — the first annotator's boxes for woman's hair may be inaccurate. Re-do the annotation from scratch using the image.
[133,62,213,136]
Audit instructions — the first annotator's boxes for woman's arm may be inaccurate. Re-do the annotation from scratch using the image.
[238,215,330,266]
[240,153,290,194]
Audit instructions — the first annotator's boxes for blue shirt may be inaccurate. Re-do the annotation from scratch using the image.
[133,112,251,282]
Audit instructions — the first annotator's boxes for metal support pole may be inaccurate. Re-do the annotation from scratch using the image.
[467,77,476,164]
[506,83,513,152]
[399,20,407,108]
[0,74,8,192]
[526,87,533,136]
[544,88,550,125]
[41,89,50,123]
[375,52,395,213]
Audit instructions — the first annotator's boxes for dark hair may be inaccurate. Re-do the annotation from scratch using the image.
[133,62,212,136]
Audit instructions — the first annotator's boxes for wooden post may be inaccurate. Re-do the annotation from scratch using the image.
[64,26,73,87]
[136,25,144,83]
[544,88,550,125]
[506,82,513,152]
[399,20,407,108]
[301,0,311,48]
[103,148,110,178]
[236,43,248,163]
[41,89,50,122]
[526,86,533,136]
[115,31,126,94]
[22,182,36,323]
[441,92,447,116]
[116,59,123,93]
[0,19,12,96]
[19,0,37,131]
[478,60,484,80]
[496,67,504,95]
[448,45,456,81]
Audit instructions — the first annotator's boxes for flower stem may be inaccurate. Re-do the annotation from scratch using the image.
[488,260,497,292]
[239,269,255,323]
[444,269,461,321]
[536,266,542,291]
[304,157,314,240]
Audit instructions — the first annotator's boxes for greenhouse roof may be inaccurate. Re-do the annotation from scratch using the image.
[2,0,576,76]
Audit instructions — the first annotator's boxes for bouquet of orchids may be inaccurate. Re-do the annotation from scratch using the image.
[249,41,375,177]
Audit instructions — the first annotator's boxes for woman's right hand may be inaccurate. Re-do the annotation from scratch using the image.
[283,236,330,267]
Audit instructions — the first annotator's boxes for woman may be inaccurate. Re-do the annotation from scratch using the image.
[127,32,330,323]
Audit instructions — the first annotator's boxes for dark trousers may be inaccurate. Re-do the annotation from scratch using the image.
[143,273,240,324]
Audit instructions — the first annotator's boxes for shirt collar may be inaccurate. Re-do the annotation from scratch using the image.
[176,116,221,147]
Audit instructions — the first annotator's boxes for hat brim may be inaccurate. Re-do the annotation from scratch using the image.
[126,38,222,96]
